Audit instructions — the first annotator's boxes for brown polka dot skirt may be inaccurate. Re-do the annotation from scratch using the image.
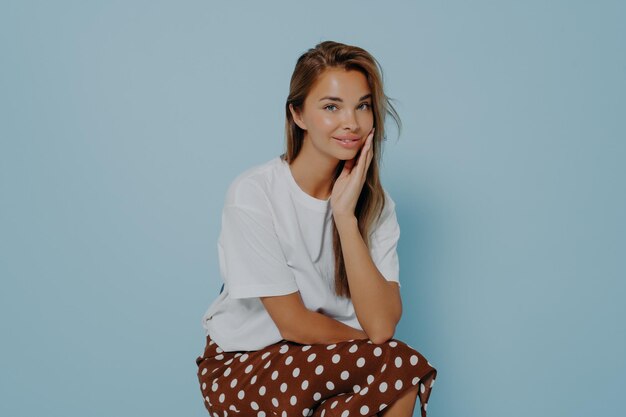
[195,334,437,417]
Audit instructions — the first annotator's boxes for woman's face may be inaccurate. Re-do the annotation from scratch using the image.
[290,67,374,161]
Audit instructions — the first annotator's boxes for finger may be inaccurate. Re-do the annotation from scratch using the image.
[363,134,374,173]
[356,132,373,177]
[354,134,370,167]
[366,141,373,169]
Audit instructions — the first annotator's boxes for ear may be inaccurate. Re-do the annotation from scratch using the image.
[289,103,307,131]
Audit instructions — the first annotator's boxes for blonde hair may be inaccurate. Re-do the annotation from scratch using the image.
[282,40,401,298]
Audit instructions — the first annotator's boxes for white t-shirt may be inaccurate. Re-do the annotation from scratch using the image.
[201,155,401,352]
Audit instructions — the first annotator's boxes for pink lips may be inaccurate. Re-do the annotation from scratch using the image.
[333,136,361,149]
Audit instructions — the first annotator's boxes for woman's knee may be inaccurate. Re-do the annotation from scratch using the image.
[379,339,434,378]
[381,339,420,363]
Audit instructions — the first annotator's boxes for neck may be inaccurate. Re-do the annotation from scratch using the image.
[288,140,339,201]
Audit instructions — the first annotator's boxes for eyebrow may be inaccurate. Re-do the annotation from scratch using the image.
[319,94,372,102]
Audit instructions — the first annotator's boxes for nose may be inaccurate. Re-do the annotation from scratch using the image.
[342,109,359,131]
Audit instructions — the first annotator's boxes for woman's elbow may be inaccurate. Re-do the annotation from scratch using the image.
[280,324,299,343]
[367,324,396,345]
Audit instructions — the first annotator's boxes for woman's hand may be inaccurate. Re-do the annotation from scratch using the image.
[330,128,375,223]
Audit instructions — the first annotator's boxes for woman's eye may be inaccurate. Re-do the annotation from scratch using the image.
[324,103,370,111]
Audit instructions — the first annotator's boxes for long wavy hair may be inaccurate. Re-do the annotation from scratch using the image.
[281,40,402,299]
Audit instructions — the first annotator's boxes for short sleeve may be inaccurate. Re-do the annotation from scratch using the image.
[218,204,299,299]
[368,191,401,288]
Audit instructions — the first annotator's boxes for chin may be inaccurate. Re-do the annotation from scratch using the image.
[330,149,358,160]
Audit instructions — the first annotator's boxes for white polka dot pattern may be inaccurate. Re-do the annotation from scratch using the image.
[196,335,437,417]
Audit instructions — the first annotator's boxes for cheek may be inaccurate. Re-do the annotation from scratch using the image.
[359,112,374,128]
[309,113,336,131]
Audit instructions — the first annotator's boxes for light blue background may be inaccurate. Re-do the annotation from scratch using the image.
[1,1,624,416]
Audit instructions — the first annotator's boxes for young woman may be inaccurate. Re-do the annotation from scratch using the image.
[196,40,437,417]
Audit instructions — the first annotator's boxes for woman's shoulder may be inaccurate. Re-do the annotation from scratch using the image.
[223,155,284,209]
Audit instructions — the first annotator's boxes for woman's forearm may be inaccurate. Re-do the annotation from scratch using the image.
[283,310,368,345]
[334,215,402,341]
